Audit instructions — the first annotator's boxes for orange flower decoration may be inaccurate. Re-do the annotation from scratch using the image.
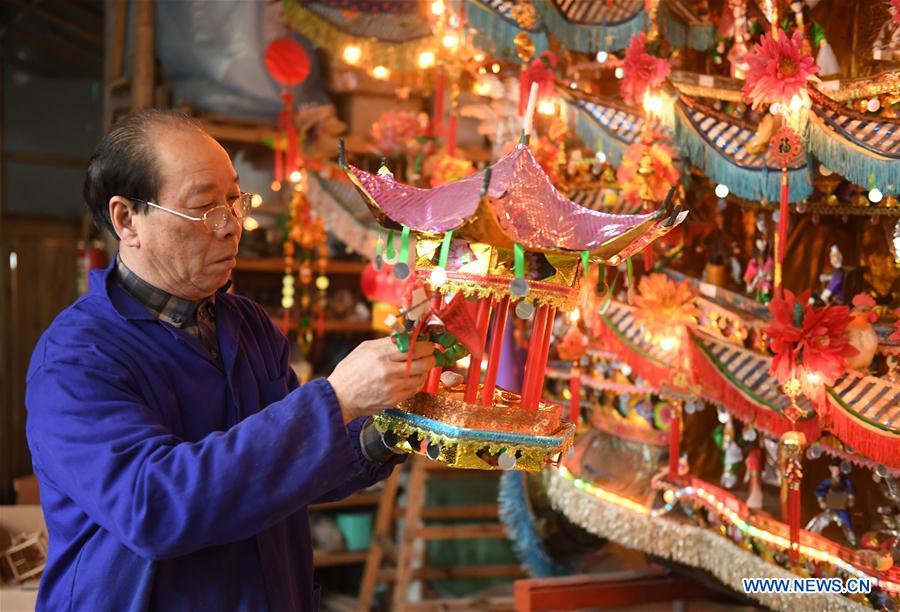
[631,273,700,351]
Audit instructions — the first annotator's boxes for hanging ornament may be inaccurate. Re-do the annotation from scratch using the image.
[264,37,311,185]
[513,32,536,63]
[767,125,803,296]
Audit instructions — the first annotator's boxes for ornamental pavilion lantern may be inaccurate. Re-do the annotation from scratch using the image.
[340,139,686,471]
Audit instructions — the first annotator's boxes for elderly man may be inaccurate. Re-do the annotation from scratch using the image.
[25,109,434,611]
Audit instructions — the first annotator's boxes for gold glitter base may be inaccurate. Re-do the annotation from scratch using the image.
[373,397,575,472]
[397,388,564,435]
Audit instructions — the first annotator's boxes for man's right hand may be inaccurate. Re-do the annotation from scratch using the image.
[328,336,437,424]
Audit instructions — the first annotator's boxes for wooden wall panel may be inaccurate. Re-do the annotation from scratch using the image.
[1,216,79,503]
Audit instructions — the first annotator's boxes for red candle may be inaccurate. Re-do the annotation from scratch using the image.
[480,297,510,405]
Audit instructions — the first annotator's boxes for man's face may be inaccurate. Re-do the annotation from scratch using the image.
[134,127,242,300]
[829,465,841,480]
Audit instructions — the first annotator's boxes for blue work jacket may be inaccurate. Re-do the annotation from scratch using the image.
[25,260,389,611]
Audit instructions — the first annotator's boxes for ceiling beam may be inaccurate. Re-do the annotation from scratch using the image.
[8,0,103,46]
[12,24,102,73]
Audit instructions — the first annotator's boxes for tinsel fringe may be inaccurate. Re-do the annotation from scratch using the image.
[807,114,900,195]
[594,318,673,385]
[498,471,568,577]
[307,172,380,256]
[689,337,823,442]
[673,106,814,203]
[466,0,548,64]
[657,3,715,51]
[574,109,627,167]
[282,0,432,73]
[546,470,871,612]
[533,2,648,53]
[822,390,900,469]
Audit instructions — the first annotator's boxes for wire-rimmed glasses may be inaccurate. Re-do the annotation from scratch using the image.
[128,193,252,232]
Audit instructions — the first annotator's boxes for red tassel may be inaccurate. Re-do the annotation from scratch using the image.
[789,484,801,563]
[777,169,789,264]
[688,338,822,441]
[594,320,674,387]
[820,399,900,469]
[274,132,284,183]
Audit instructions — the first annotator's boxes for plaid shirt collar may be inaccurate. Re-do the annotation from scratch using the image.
[113,256,211,328]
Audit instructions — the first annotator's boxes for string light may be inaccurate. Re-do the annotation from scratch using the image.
[289,170,302,183]
[869,188,884,203]
[537,100,556,115]
[372,65,390,80]
[614,67,624,79]
[473,80,491,96]
[250,193,263,208]
[442,33,459,49]
[342,44,362,65]
[473,51,485,62]
[417,50,436,69]
[242,217,259,232]
[491,63,500,74]
[430,0,445,15]
[596,50,608,63]
[715,184,730,198]
[558,467,900,595]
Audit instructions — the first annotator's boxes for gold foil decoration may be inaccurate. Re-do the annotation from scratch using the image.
[513,32,536,63]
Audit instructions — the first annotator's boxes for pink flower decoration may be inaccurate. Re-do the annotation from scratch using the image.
[742,29,819,109]
[371,111,425,157]
[620,33,670,104]
[893,0,900,22]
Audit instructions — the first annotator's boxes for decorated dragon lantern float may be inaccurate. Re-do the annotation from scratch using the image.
[338,136,686,471]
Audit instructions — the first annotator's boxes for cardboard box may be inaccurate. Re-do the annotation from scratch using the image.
[0,506,45,612]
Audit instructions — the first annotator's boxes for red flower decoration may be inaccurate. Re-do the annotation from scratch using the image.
[893,0,900,23]
[767,290,857,404]
[742,29,819,109]
[620,33,670,104]
[890,310,900,341]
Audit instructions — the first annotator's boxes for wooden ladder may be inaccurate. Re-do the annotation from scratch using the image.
[363,455,523,612]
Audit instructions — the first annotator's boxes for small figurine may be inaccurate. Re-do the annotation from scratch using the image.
[744,444,764,509]
[811,246,864,306]
[805,459,858,547]
[845,293,879,371]
[744,237,774,303]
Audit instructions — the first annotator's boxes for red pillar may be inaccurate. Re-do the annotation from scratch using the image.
[424,294,444,393]
[480,297,510,405]
[521,305,550,408]
[464,299,493,403]
[668,407,681,481]
[531,307,556,407]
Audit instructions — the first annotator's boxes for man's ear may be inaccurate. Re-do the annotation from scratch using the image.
[109,196,140,247]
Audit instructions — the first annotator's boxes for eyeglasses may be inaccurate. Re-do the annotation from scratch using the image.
[128,193,252,232]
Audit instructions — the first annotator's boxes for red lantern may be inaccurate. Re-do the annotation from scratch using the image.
[264,37,311,184]
[264,37,310,86]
